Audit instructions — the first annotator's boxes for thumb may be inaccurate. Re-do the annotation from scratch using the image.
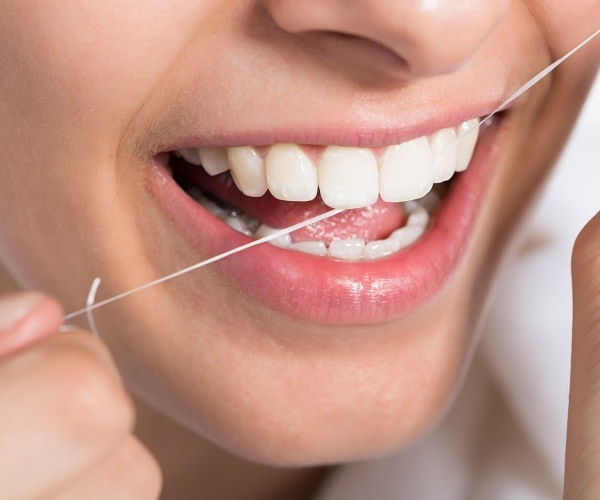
[565,211,600,499]
[0,292,64,359]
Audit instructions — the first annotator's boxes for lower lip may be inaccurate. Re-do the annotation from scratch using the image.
[152,121,502,325]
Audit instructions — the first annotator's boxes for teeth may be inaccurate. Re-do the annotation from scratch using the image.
[455,119,479,172]
[289,240,328,256]
[184,178,433,262]
[364,239,401,260]
[198,148,230,176]
[406,205,429,228]
[254,224,292,248]
[328,239,367,261]
[391,225,424,247]
[228,146,268,197]
[175,119,480,259]
[178,148,202,166]
[224,216,253,236]
[429,128,458,183]
[178,147,230,175]
[379,137,433,202]
[417,190,441,213]
[175,119,480,209]
[318,147,379,209]
[266,144,318,201]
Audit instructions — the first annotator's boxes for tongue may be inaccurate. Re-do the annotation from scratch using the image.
[184,167,406,243]
[247,196,406,243]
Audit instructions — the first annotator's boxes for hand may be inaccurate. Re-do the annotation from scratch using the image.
[564,211,600,499]
[0,292,162,499]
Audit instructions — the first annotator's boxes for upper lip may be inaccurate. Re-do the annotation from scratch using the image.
[153,101,507,155]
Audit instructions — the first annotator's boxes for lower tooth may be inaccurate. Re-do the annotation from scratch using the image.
[288,241,328,256]
[406,206,429,228]
[391,226,424,248]
[184,182,432,261]
[254,224,292,248]
[364,239,401,260]
[198,197,227,218]
[419,190,441,213]
[224,216,253,236]
[239,215,261,234]
[271,237,292,249]
[328,239,366,261]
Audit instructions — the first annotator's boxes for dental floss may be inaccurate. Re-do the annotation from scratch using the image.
[487,27,600,119]
[63,209,343,321]
[449,27,600,148]
[85,277,102,336]
[62,27,600,323]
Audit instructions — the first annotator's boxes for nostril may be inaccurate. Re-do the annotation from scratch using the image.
[262,0,508,80]
[318,30,409,64]
[289,29,412,84]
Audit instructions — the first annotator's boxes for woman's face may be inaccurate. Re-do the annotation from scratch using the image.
[1,0,599,465]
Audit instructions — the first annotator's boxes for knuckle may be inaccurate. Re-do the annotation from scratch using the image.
[43,335,134,441]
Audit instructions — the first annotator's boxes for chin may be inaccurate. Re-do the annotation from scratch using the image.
[99,231,482,467]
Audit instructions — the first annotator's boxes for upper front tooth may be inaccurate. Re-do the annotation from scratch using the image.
[178,119,479,209]
[429,128,458,183]
[266,144,318,201]
[378,137,434,202]
[228,146,268,197]
[318,147,379,209]
[198,147,230,176]
[455,119,479,172]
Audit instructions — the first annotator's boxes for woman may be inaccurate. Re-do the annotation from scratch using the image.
[0,1,599,498]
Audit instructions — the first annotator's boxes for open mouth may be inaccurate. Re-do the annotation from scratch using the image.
[151,114,502,324]
[168,119,480,261]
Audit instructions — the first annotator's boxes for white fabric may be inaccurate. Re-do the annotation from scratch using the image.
[316,76,600,500]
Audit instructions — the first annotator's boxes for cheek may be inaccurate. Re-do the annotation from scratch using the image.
[0,2,195,143]
[0,1,197,293]
[529,0,600,58]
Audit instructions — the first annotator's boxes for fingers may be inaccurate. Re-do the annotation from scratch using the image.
[47,435,162,500]
[0,292,162,499]
[0,292,63,359]
[564,211,600,499]
[0,332,132,499]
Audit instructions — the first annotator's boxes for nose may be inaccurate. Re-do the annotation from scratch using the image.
[261,0,508,79]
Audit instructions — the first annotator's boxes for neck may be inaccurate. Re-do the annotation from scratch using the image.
[134,397,329,500]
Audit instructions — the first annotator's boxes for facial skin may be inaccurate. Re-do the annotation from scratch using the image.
[0,0,599,472]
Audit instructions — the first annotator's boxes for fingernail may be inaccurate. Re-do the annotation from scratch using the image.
[0,293,45,331]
